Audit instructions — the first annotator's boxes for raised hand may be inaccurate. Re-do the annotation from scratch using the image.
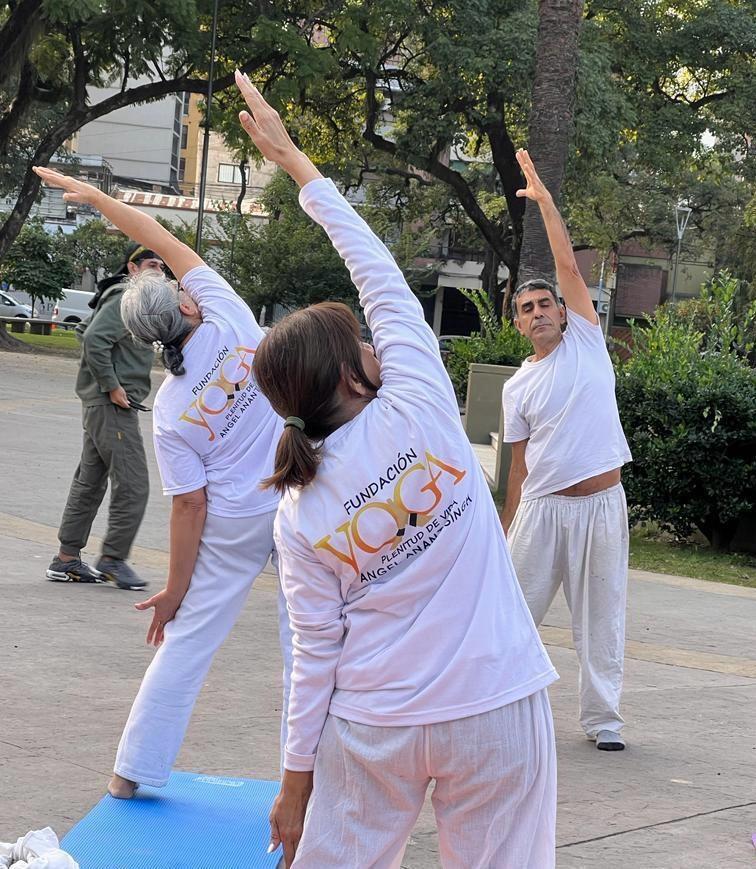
[33,166,102,206]
[234,70,322,188]
[515,149,552,205]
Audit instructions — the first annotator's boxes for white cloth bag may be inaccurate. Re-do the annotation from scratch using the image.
[0,828,78,869]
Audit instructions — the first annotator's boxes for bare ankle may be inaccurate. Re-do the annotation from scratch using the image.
[108,774,138,799]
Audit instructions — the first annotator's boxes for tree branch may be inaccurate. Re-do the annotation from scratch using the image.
[651,77,730,108]
[483,92,525,232]
[0,57,281,261]
[121,47,131,93]
[363,71,513,268]
[0,61,36,153]
[0,0,45,88]
[381,167,434,186]
[70,27,88,111]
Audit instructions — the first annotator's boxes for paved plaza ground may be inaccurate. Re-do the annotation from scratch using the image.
[2,351,755,868]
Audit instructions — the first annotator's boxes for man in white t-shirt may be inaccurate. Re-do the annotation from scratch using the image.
[500,150,632,751]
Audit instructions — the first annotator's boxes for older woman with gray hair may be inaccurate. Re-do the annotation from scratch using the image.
[34,166,291,800]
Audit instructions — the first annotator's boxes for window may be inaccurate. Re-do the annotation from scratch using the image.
[179,157,186,182]
[182,92,191,115]
[217,163,250,185]
[181,125,188,150]
[217,163,235,184]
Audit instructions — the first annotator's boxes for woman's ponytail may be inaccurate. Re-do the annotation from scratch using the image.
[162,342,187,376]
[254,302,380,493]
[263,423,321,492]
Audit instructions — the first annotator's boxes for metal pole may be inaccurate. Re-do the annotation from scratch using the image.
[194,0,219,253]
[671,235,682,303]
[671,204,691,304]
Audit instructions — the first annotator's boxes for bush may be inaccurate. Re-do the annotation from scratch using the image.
[616,275,756,550]
[445,288,531,402]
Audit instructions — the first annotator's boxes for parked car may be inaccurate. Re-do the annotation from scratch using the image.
[0,290,32,318]
[52,289,95,326]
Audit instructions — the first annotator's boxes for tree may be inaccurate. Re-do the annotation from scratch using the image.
[0,217,73,315]
[218,170,356,315]
[210,0,754,309]
[518,0,584,287]
[0,0,333,261]
[564,0,756,274]
[62,219,126,284]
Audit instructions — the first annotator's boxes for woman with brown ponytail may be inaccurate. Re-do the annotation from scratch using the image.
[233,72,559,868]
[33,165,293,802]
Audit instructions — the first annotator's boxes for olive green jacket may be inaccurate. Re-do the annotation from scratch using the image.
[75,282,154,407]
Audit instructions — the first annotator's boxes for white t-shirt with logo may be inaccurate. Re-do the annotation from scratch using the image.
[274,179,557,773]
[152,265,282,518]
[502,309,632,501]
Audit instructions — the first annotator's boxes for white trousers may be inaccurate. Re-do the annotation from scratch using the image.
[114,510,293,787]
[508,483,629,738]
[293,690,556,869]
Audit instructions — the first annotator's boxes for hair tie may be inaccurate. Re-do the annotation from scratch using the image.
[284,416,305,431]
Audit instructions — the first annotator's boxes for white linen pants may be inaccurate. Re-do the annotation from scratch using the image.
[114,510,293,787]
[508,483,629,738]
[293,690,556,869]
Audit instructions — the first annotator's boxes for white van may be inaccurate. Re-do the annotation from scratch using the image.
[52,289,95,325]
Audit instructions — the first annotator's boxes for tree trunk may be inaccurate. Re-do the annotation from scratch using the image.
[480,247,503,317]
[0,327,29,352]
[518,0,584,285]
[699,517,739,552]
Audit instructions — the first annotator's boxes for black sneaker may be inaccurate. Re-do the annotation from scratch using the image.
[46,555,103,583]
[96,557,148,591]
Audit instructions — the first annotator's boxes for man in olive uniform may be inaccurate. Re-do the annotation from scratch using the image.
[46,245,163,590]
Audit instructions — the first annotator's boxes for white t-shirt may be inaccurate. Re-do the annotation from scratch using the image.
[275,179,557,773]
[152,265,282,518]
[502,309,632,501]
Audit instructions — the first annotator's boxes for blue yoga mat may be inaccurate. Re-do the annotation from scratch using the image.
[61,772,282,869]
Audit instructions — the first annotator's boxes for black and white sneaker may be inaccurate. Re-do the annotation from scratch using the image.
[596,730,626,751]
[46,555,103,583]
[96,557,148,591]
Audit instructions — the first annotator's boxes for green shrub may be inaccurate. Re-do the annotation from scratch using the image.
[445,289,531,402]
[617,276,756,550]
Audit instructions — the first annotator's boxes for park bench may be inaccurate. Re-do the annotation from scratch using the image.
[0,316,59,335]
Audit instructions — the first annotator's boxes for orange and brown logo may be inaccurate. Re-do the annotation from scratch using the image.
[314,449,467,578]
[179,345,257,441]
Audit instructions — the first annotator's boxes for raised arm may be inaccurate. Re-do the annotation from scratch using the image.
[234,71,458,411]
[516,149,598,325]
[33,167,203,282]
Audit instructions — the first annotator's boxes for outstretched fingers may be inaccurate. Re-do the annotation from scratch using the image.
[33,166,96,203]
[235,69,272,122]
[515,148,544,199]
[33,166,71,187]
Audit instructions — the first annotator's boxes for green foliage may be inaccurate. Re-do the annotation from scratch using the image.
[215,171,356,313]
[673,271,756,359]
[616,274,756,550]
[60,219,126,280]
[0,218,73,306]
[445,288,531,402]
[154,215,206,255]
[566,0,756,263]
[204,0,756,292]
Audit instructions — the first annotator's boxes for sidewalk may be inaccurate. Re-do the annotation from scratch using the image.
[2,351,755,868]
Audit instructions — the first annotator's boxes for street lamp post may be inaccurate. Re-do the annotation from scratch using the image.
[194,0,220,253]
[671,203,692,303]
